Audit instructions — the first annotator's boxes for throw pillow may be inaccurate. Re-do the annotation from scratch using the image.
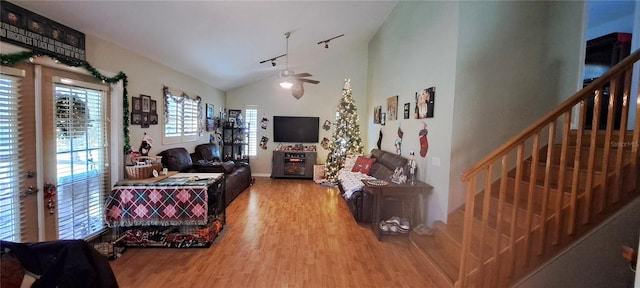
[343,154,362,170]
[351,156,376,175]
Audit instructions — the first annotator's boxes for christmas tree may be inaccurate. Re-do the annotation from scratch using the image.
[325,79,364,183]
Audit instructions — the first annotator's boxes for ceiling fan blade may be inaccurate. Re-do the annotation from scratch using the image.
[299,79,319,84]
[293,72,312,78]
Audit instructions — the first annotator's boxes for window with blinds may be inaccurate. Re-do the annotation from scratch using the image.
[0,73,21,241]
[246,107,257,156]
[183,98,199,137]
[165,96,182,137]
[163,88,200,143]
[54,81,109,240]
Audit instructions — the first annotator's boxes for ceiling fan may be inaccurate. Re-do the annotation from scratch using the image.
[278,32,319,99]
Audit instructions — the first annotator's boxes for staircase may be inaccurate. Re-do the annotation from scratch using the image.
[410,50,640,288]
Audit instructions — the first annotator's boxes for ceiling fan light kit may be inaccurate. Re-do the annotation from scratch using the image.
[279,80,293,89]
[273,31,321,98]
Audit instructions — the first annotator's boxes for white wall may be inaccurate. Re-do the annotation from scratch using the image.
[226,42,370,177]
[84,34,226,159]
[2,33,226,180]
[367,1,586,225]
[367,1,460,225]
[448,1,586,214]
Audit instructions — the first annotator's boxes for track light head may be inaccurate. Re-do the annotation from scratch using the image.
[271,61,276,67]
[317,34,345,49]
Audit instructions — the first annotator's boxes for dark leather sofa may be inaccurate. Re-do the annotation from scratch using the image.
[157,144,252,207]
[338,149,409,223]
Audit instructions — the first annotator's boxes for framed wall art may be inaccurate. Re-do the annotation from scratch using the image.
[404,103,410,119]
[415,87,435,119]
[228,109,241,121]
[141,113,150,128]
[141,94,151,113]
[381,113,386,126]
[149,114,158,125]
[206,103,214,119]
[131,113,141,125]
[387,95,398,121]
[373,106,382,124]
[150,100,157,114]
[132,97,141,113]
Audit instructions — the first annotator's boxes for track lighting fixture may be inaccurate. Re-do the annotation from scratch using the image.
[259,53,287,67]
[317,34,344,49]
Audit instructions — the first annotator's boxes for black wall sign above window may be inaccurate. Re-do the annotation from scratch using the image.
[0,0,86,61]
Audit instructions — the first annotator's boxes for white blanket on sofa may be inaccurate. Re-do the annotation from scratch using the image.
[338,169,376,200]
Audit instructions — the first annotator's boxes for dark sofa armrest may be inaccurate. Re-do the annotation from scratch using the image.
[190,153,200,164]
[157,147,194,172]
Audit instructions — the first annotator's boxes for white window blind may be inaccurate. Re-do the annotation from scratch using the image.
[55,81,109,240]
[0,73,22,241]
[165,96,182,137]
[246,107,257,156]
[163,88,200,143]
[183,98,199,136]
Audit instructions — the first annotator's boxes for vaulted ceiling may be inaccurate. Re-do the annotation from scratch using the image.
[13,1,398,91]
[10,1,635,92]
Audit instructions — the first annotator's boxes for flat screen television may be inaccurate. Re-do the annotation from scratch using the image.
[273,116,319,143]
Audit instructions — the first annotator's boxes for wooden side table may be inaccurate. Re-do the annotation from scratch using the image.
[362,179,433,241]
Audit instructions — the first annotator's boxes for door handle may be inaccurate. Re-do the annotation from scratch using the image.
[20,186,39,198]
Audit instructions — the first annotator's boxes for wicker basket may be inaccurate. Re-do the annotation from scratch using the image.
[125,156,163,180]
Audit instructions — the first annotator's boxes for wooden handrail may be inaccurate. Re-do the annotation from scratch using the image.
[461,49,640,182]
[456,48,640,287]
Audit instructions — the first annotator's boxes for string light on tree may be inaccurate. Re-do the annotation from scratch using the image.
[325,79,364,183]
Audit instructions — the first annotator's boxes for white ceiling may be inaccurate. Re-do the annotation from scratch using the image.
[11,1,635,91]
[13,1,398,91]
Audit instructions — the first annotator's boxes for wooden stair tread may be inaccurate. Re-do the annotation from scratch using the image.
[409,232,459,284]
[434,220,509,263]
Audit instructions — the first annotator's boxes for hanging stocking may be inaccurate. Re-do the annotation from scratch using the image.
[260,116,269,129]
[259,136,269,149]
[377,129,383,150]
[419,123,429,157]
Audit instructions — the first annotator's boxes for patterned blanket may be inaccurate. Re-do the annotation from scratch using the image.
[338,169,376,200]
[105,178,216,227]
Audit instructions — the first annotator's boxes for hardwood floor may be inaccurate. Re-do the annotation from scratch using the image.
[109,177,441,287]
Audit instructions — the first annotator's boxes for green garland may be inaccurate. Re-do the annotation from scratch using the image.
[1,51,131,152]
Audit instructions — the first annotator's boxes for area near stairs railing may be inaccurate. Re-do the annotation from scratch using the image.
[456,49,640,287]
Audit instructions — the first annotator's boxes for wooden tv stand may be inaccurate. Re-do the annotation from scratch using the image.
[271,151,317,179]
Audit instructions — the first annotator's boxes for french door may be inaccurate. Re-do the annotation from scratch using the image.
[0,62,110,242]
